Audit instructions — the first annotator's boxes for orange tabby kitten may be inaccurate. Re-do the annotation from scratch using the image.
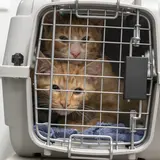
[37,52,118,130]
[41,13,103,62]
[36,52,147,130]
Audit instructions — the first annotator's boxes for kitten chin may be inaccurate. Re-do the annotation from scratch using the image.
[55,110,73,116]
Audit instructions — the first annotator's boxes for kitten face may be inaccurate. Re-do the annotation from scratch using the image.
[37,54,98,116]
[42,14,103,61]
[41,75,94,116]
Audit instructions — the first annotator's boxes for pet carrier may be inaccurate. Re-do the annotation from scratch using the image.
[0,0,160,159]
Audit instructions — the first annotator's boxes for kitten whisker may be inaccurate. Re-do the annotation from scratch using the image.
[79,105,94,111]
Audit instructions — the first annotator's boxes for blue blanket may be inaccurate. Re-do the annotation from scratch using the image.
[34,123,144,142]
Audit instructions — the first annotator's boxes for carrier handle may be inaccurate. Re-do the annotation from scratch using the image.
[75,0,120,19]
[68,134,113,160]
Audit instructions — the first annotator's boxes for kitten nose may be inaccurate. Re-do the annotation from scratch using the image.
[71,52,80,58]
[60,102,70,108]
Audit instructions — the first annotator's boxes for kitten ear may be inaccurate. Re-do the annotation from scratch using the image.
[37,51,54,74]
[44,11,68,23]
[82,60,102,84]
[86,61,102,75]
[56,12,69,23]
[44,12,53,23]
[89,19,104,26]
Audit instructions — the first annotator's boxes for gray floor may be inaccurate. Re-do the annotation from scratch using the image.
[6,154,70,160]
[6,154,128,160]
[7,154,42,160]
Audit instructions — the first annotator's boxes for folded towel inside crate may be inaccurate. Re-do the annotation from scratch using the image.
[34,122,144,142]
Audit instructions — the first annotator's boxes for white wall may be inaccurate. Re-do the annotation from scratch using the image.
[0,0,21,160]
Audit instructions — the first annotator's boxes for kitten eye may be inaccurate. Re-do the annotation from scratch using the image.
[52,84,60,90]
[59,35,68,42]
[81,36,90,42]
[74,88,83,95]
